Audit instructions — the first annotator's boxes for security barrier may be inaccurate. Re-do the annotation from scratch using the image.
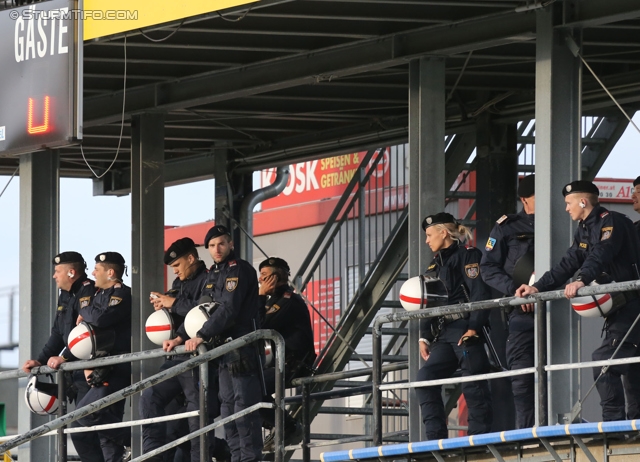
[0,329,286,462]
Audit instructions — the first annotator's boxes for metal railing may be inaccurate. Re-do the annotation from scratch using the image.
[292,146,408,365]
[371,280,640,446]
[0,330,286,462]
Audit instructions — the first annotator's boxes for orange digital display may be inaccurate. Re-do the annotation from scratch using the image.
[27,96,51,134]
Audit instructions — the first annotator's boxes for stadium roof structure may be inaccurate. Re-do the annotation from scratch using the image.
[1,0,640,188]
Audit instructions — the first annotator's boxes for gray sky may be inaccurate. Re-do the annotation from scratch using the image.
[0,115,639,366]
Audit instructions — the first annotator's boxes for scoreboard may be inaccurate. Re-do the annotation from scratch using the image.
[0,0,82,156]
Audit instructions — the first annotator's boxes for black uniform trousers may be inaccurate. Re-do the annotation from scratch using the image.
[592,299,640,421]
[71,363,131,462]
[416,320,492,440]
[139,357,221,462]
[218,345,263,462]
[505,310,535,429]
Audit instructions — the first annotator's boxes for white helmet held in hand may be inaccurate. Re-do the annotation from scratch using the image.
[571,281,613,318]
[399,275,448,311]
[25,375,59,415]
[184,302,220,339]
[145,308,175,345]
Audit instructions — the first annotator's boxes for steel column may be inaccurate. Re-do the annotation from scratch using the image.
[408,57,446,442]
[214,146,231,231]
[131,113,165,457]
[535,5,582,425]
[18,150,59,462]
[475,115,518,431]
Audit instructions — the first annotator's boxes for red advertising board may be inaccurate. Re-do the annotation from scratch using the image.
[260,150,390,209]
[306,277,341,354]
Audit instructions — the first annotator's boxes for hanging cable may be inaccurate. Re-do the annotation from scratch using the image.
[217,6,252,22]
[565,34,640,136]
[445,50,473,105]
[81,35,128,179]
[0,166,19,199]
[139,20,184,43]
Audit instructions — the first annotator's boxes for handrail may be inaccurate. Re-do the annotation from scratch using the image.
[0,330,287,462]
[371,279,640,445]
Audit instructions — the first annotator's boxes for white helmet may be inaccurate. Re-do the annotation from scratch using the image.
[184,302,220,339]
[399,275,448,311]
[25,376,59,415]
[263,341,273,367]
[145,309,175,345]
[67,322,115,360]
[571,281,613,318]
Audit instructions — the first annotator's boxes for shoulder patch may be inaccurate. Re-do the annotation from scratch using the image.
[485,237,496,252]
[79,296,91,309]
[600,211,609,218]
[465,263,480,279]
[114,283,122,289]
[225,277,238,292]
[466,245,476,250]
[266,303,281,315]
[579,242,588,249]
[284,291,292,299]
[601,227,613,241]
[108,296,122,306]
[228,260,237,267]
[83,280,91,286]
[496,215,508,225]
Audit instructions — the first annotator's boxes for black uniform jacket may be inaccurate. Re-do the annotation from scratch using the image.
[38,276,95,364]
[262,284,316,365]
[186,251,262,342]
[167,260,208,322]
[80,282,132,354]
[419,243,492,339]
[480,210,535,296]
[534,206,640,291]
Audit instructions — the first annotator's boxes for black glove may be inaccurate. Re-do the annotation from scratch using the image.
[86,365,113,388]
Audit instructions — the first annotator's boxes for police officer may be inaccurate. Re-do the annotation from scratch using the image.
[516,181,640,421]
[140,238,228,462]
[480,174,535,428]
[257,257,315,448]
[168,225,263,462]
[624,176,640,418]
[22,252,95,405]
[71,252,131,462]
[416,213,493,440]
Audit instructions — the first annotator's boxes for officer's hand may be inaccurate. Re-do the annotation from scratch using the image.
[564,281,585,299]
[185,337,204,352]
[22,360,41,373]
[458,329,477,346]
[515,284,538,313]
[76,315,84,325]
[47,356,66,370]
[84,369,93,384]
[419,342,430,361]
[163,336,183,352]
[259,274,278,296]
[150,292,175,310]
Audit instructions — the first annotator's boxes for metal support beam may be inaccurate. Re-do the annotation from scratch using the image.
[83,12,537,127]
[18,150,59,462]
[475,114,518,431]
[214,146,231,231]
[582,114,632,180]
[408,57,446,443]
[535,4,581,425]
[130,113,165,457]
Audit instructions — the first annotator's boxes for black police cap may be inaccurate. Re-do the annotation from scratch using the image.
[421,212,457,231]
[95,252,125,266]
[164,237,196,265]
[52,251,85,267]
[259,257,291,275]
[204,225,232,248]
[634,176,640,187]
[562,180,599,197]
[518,174,535,198]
